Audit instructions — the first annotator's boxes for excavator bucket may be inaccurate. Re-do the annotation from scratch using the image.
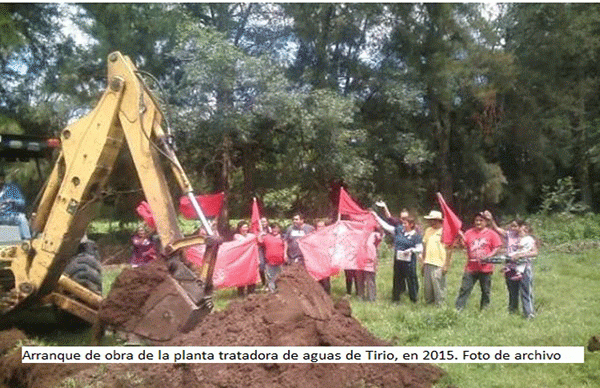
[130,275,213,341]
[97,247,218,342]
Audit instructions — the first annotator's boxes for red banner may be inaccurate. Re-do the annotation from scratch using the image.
[185,243,205,266]
[135,201,156,230]
[179,192,224,219]
[338,187,377,228]
[186,238,260,289]
[436,192,463,246]
[298,221,373,280]
[212,237,260,289]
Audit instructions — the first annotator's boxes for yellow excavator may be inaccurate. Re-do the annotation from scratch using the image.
[0,52,221,341]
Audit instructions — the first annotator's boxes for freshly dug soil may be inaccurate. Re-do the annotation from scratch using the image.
[0,328,91,388]
[73,264,445,388]
[1,264,445,388]
[98,260,170,331]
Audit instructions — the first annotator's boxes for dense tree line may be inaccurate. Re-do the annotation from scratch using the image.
[2,3,599,226]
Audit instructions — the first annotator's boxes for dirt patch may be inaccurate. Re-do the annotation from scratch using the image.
[1,264,445,388]
[0,328,27,355]
[96,235,132,265]
[98,260,170,331]
[0,328,90,388]
[73,264,445,388]
[588,335,600,352]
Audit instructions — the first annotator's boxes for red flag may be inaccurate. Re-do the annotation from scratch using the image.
[250,197,261,234]
[298,221,373,280]
[135,201,156,230]
[212,237,260,289]
[436,192,463,246]
[179,192,224,219]
[338,187,377,228]
[185,244,205,266]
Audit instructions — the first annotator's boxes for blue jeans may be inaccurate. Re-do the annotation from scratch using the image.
[506,265,534,318]
[265,263,282,292]
[0,212,31,239]
[455,271,492,311]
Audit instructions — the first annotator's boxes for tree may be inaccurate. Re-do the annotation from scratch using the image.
[503,3,600,211]
[384,3,515,211]
[284,3,386,95]
[0,3,78,134]
[170,22,371,224]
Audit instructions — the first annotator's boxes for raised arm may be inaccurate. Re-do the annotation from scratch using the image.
[371,210,395,234]
[483,210,507,238]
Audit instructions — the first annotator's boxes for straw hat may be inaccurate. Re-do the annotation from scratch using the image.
[423,210,443,220]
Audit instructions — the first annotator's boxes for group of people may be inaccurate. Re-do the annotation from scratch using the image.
[232,217,291,295]
[219,212,383,300]
[371,201,537,319]
[233,213,381,298]
[126,193,537,319]
[454,210,537,318]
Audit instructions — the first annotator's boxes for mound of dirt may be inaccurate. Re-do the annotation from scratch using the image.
[0,328,91,388]
[72,264,445,388]
[0,328,27,355]
[1,264,445,388]
[588,335,600,352]
[98,260,170,331]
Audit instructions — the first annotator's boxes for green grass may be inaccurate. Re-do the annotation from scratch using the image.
[93,216,600,387]
[342,245,600,388]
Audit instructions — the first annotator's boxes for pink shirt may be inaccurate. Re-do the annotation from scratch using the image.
[463,228,502,273]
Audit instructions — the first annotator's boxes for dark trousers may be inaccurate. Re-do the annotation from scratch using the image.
[237,284,256,297]
[392,257,418,302]
[345,269,358,295]
[455,272,492,310]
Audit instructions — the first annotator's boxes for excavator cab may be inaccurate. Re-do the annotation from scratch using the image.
[0,52,221,341]
[0,134,58,243]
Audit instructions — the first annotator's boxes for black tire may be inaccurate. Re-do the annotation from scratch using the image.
[63,252,102,295]
[56,252,103,329]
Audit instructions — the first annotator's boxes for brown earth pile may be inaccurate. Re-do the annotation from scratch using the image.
[74,264,445,388]
[98,260,170,331]
[1,264,445,388]
[0,328,91,388]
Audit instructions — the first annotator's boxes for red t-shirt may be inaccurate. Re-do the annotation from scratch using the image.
[463,228,502,273]
[261,234,286,265]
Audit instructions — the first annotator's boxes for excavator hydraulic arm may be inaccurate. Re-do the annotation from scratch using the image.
[0,52,220,341]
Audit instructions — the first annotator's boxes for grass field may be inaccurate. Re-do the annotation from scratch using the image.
[335,244,600,388]
[86,215,600,387]
[97,240,597,387]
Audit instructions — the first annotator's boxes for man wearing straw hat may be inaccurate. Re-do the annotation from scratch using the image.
[420,210,452,306]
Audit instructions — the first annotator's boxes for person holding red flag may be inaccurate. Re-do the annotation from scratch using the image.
[233,220,257,296]
[130,225,158,267]
[284,213,315,265]
[250,198,268,288]
[455,212,502,311]
[372,205,422,303]
[420,210,453,306]
[258,223,287,292]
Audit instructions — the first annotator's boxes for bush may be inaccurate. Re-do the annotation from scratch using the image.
[529,213,600,245]
[539,176,589,214]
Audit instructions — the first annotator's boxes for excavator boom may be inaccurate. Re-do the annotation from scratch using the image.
[0,52,220,341]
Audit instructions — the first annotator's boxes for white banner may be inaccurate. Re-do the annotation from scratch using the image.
[21,346,584,364]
